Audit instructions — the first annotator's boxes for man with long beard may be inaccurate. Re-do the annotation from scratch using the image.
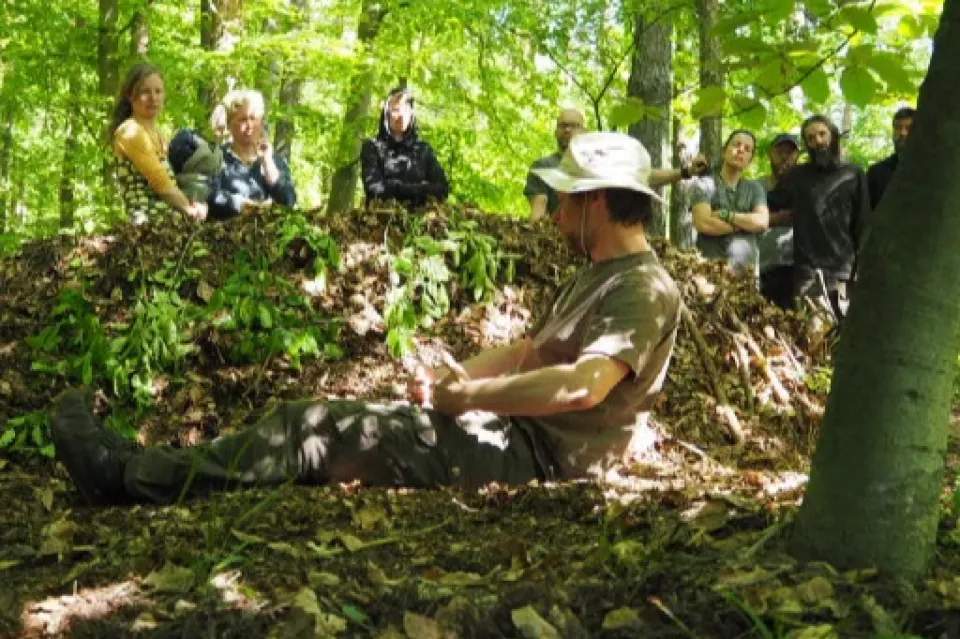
[782,114,870,317]
[51,132,682,505]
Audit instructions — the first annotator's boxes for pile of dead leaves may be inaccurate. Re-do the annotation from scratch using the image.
[0,203,829,461]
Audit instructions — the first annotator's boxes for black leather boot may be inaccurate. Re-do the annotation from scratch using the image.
[50,389,141,504]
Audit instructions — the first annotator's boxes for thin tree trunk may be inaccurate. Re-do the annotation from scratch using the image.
[199,0,243,112]
[792,0,960,579]
[0,106,13,232]
[130,8,150,58]
[58,128,78,228]
[326,0,387,215]
[98,0,120,196]
[627,11,673,238]
[695,0,723,164]
[669,116,694,248]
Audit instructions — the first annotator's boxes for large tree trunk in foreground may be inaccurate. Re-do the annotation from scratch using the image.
[695,0,722,164]
[792,0,960,579]
[627,11,673,239]
[326,0,386,216]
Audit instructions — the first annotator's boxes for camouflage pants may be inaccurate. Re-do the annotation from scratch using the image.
[123,400,555,503]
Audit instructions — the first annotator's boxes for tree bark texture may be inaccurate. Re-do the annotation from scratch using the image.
[130,3,152,58]
[325,0,386,216]
[199,0,243,111]
[98,0,119,194]
[792,0,960,579]
[627,11,673,239]
[669,116,695,248]
[0,106,12,231]
[695,0,722,164]
[271,0,307,159]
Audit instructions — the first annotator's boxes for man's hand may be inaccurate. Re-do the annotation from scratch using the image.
[407,365,438,408]
[684,154,710,178]
[185,201,208,222]
[407,352,469,409]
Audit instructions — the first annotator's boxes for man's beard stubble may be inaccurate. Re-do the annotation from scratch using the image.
[809,147,839,171]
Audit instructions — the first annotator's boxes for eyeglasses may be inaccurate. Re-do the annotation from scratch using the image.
[557,122,584,130]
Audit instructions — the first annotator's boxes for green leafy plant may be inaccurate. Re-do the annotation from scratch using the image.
[276,213,341,288]
[27,287,111,386]
[382,216,516,358]
[206,252,342,367]
[105,289,196,409]
[0,410,53,458]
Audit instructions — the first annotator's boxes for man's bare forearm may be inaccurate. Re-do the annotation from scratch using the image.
[433,354,628,417]
[436,338,534,382]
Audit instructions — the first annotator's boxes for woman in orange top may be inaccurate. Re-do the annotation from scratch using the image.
[110,64,207,224]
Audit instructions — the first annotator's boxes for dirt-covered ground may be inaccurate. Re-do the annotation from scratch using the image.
[2,207,960,638]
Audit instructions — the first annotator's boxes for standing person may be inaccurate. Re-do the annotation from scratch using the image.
[757,133,800,309]
[360,88,449,209]
[785,114,870,319]
[524,107,710,220]
[206,89,297,220]
[110,63,207,225]
[524,108,587,220]
[691,129,769,275]
[867,107,915,210]
[51,132,681,505]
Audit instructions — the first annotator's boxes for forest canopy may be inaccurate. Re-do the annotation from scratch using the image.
[0,0,942,241]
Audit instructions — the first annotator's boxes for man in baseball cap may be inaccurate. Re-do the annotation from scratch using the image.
[758,133,800,308]
[51,132,682,504]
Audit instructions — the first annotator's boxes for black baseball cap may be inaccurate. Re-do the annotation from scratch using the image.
[771,133,799,149]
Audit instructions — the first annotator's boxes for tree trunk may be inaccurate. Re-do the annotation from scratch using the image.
[130,8,150,57]
[98,0,119,195]
[627,11,673,238]
[199,0,243,112]
[58,127,78,228]
[695,0,723,164]
[792,0,960,580]
[669,116,694,248]
[0,106,12,232]
[325,0,387,216]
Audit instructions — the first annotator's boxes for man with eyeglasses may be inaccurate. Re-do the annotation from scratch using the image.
[524,108,587,220]
[524,108,710,220]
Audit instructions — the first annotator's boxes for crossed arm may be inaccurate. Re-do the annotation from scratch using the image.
[411,338,630,418]
[692,200,769,235]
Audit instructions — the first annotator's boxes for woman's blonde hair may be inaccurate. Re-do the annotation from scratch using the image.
[211,89,266,140]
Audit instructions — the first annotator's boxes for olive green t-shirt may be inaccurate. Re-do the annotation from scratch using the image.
[519,250,681,477]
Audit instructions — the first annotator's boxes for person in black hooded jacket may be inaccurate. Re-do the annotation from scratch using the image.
[360,88,449,208]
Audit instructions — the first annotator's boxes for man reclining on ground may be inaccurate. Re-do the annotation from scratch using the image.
[51,132,682,504]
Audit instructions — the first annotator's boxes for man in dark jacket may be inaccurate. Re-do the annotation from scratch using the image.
[867,107,915,210]
[360,88,449,209]
[783,114,870,318]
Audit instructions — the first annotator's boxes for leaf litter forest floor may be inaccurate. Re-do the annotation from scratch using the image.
[3,207,960,638]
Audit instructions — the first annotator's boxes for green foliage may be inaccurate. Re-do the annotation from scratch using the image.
[27,287,112,387]
[383,215,515,358]
[26,285,195,413]
[206,252,342,367]
[0,410,53,458]
[276,212,341,285]
[106,289,195,408]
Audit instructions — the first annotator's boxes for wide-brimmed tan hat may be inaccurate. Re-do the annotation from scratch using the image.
[532,131,662,203]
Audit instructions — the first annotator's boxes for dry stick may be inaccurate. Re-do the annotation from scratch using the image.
[727,312,792,407]
[680,303,726,404]
[726,329,755,413]
[682,303,743,444]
